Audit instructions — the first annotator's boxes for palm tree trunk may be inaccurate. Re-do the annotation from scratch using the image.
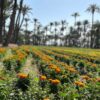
[15,0,23,25]
[83,25,86,47]
[15,14,25,44]
[45,31,47,45]
[92,13,94,28]
[33,23,36,45]
[90,13,94,48]
[75,17,76,27]
[0,0,4,44]
[14,0,23,43]
[3,0,17,46]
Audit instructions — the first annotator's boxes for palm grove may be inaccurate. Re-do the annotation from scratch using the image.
[0,0,100,48]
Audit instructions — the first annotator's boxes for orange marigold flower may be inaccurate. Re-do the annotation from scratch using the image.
[75,81,85,87]
[17,73,28,79]
[51,79,60,85]
[55,67,61,73]
[0,48,6,54]
[40,75,47,81]
[92,64,97,67]
[96,78,100,82]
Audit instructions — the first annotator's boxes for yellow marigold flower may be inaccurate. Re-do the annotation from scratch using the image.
[68,67,77,73]
[75,81,85,87]
[0,77,5,80]
[81,75,90,80]
[40,75,47,81]
[17,73,28,79]
[51,79,60,85]
[49,64,57,69]
[43,97,50,100]
[48,78,52,81]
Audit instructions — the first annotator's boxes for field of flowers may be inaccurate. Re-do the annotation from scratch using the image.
[0,46,100,100]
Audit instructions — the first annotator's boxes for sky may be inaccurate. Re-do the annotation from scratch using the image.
[23,0,100,29]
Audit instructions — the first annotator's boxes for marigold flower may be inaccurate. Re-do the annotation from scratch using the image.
[49,64,57,69]
[68,67,77,73]
[48,78,52,81]
[0,77,5,80]
[55,67,61,73]
[40,75,47,81]
[92,64,97,67]
[43,98,50,100]
[75,81,85,87]
[51,79,60,85]
[0,48,6,54]
[81,75,90,80]
[96,78,100,82]
[17,73,28,79]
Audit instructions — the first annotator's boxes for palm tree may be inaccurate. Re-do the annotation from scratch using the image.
[49,22,53,33]
[83,20,89,47]
[33,18,38,34]
[21,5,32,27]
[76,21,82,35]
[93,21,100,48]
[14,0,24,43]
[83,20,89,33]
[72,12,80,27]
[59,20,67,45]
[4,0,17,46]
[24,18,29,31]
[87,4,100,48]
[87,4,100,28]
[14,4,32,43]
[2,14,9,38]
[61,20,66,28]
[1,0,13,44]
[60,20,67,34]
[76,21,82,47]
[0,0,5,44]
[35,24,42,45]
[44,26,48,45]
[70,25,81,47]
[32,18,38,45]
[15,0,24,27]
[67,32,72,47]
[47,22,54,45]
[24,18,30,44]
[54,21,59,45]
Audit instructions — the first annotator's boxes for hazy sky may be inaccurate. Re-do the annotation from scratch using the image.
[23,0,100,29]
